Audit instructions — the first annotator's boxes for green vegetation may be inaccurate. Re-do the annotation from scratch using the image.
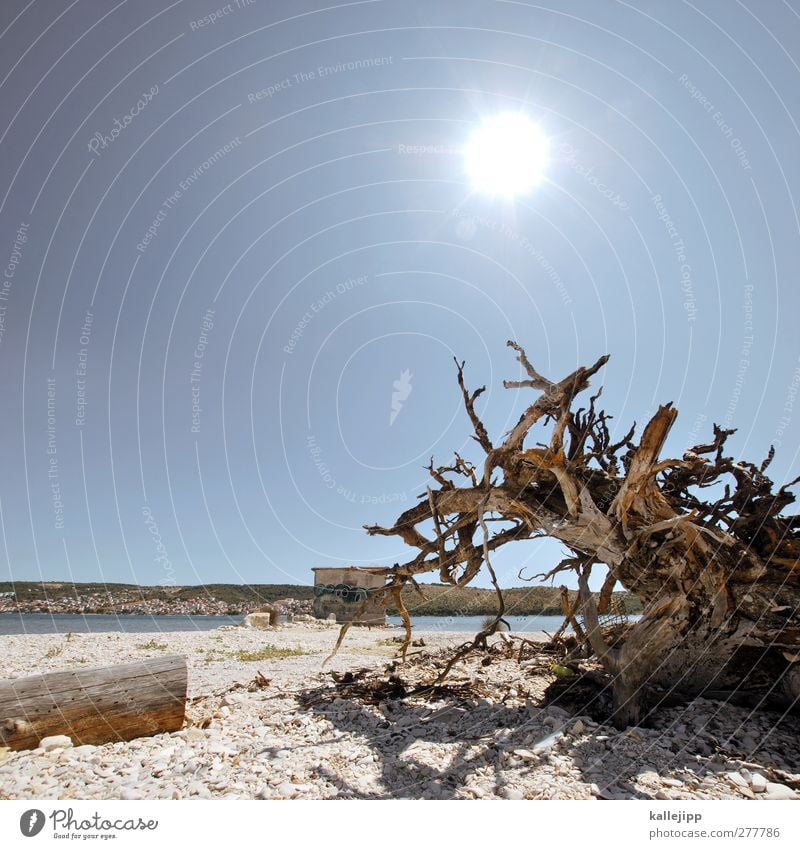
[201,649,225,664]
[384,584,642,617]
[232,646,308,662]
[200,644,308,664]
[0,581,315,611]
[172,583,314,605]
[136,639,168,651]
[43,633,73,658]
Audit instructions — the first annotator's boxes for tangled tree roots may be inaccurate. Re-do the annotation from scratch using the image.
[333,342,800,728]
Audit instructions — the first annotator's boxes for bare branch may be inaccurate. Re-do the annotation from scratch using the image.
[503,340,555,391]
[454,358,493,453]
[435,494,506,682]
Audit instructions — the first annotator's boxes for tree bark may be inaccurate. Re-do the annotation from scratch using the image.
[0,655,187,750]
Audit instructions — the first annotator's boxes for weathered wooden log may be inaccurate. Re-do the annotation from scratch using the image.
[0,655,187,751]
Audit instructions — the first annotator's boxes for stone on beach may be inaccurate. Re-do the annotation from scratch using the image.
[532,731,564,752]
[38,735,73,751]
[763,783,798,800]
[242,611,277,630]
[727,771,748,788]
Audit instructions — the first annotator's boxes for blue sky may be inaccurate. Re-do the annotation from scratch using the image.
[0,0,798,592]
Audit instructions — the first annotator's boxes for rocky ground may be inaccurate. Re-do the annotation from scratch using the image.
[1,624,799,800]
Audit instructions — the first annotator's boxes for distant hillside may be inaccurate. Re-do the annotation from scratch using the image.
[172,583,316,604]
[385,583,642,617]
[0,581,641,617]
[0,582,315,605]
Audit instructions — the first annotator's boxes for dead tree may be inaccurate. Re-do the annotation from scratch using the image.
[364,342,800,727]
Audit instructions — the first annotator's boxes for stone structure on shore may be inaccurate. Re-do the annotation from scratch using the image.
[312,567,386,625]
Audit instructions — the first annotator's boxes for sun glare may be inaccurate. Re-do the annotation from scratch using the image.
[464,113,549,197]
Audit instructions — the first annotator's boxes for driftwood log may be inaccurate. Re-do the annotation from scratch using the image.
[361,342,800,727]
[0,655,187,750]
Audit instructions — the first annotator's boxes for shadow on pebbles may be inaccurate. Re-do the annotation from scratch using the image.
[2,638,799,800]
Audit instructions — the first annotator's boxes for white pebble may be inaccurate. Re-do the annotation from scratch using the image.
[39,735,73,751]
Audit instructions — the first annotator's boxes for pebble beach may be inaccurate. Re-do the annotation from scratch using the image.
[1,623,799,801]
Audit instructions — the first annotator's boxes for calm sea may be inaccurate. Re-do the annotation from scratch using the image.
[0,612,570,636]
[387,614,568,633]
[0,613,243,635]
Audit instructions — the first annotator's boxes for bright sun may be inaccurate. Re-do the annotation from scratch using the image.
[464,113,549,197]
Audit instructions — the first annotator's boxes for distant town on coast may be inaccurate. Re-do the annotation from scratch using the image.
[0,581,642,618]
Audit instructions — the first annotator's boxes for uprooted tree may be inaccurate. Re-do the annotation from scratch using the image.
[361,342,800,728]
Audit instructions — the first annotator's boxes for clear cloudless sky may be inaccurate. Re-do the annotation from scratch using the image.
[0,0,798,593]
